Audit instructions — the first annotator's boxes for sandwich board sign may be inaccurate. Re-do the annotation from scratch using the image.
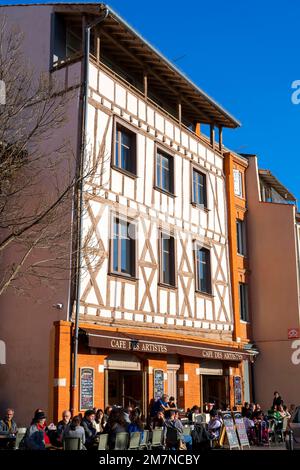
[233,412,250,449]
[221,411,240,450]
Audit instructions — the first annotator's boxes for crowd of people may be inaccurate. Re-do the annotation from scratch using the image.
[240,391,293,445]
[0,391,294,450]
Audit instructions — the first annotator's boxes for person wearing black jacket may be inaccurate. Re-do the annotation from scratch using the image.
[272,391,283,409]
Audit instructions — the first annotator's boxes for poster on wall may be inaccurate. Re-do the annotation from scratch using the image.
[80,367,94,410]
[154,369,164,400]
[234,376,242,405]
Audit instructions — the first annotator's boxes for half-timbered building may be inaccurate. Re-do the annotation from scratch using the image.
[0,3,255,424]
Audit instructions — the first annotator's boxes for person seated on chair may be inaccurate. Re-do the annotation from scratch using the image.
[104,407,128,450]
[55,410,71,445]
[253,411,269,445]
[187,405,200,423]
[63,416,86,449]
[208,409,222,441]
[128,408,144,440]
[25,411,54,450]
[81,410,97,449]
[152,410,165,430]
[94,409,105,434]
[164,410,192,450]
[0,408,18,435]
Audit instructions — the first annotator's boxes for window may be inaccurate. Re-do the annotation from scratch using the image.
[196,247,212,294]
[239,283,249,321]
[236,219,246,256]
[156,150,174,194]
[233,169,243,197]
[160,232,175,286]
[111,216,136,277]
[192,169,207,207]
[115,123,136,175]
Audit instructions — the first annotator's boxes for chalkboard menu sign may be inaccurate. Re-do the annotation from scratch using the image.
[80,367,94,410]
[153,369,164,400]
[234,376,242,405]
[222,411,240,450]
[233,412,250,448]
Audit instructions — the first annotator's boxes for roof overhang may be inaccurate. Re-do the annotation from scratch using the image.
[259,169,296,202]
[1,2,240,128]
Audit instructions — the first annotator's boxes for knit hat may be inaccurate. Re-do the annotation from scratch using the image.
[35,411,46,421]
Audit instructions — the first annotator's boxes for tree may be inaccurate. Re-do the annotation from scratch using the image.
[0,15,105,299]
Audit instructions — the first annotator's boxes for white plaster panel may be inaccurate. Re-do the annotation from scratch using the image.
[124,283,135,310]
[110,280,122,308]
[169,291,176,315]
[138,100,146,121]
[181,131,189,148]
[154,316,165,324]
[89,63,98,90]
[174,126,181,143]
[147,107,155,126]
[197,142,206,159]
[155,112,164,133]
[207,149,215,164]
[111,169,123,194]
[99,71,114,101]
[123,177,135,200]
[127,92,138,115]
[196,297,205,319]
[165,120,174,139]
[144,138,154,206]
[160,290,168,314]
[115,83,126,108]
[205,299,213,320]
[190,137,197,154]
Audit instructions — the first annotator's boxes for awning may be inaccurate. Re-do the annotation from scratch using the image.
[81,327,254,362]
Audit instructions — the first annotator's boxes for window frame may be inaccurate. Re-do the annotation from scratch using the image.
[154,144,175,197]
[112,118,137,178]
[233,169,243,198]
[191,165,208,209]
[159,230,177,288]
[109,213,137,279]
[236,218,247,256]
[239,282,249,322]
[194,244,212,295]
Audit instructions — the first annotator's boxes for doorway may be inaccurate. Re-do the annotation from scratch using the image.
[108,370,143,409]
[202,375,227,409]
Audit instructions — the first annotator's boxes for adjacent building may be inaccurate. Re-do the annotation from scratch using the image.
[244,154,300,409]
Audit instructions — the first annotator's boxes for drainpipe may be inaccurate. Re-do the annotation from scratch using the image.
[70,6,109,416]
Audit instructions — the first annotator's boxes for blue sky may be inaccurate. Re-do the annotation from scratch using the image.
[2,0,300,202]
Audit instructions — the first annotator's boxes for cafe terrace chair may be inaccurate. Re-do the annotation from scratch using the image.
[114,432,129,450]
[139,429,149,450]
[128,431,141,450]
[183,424,191,436]
[15,428,27,450]
[63,437,82,450]
[151,428,164,449]
[98,433,108,450]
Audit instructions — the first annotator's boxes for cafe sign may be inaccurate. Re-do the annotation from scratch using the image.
[87,330,250,361]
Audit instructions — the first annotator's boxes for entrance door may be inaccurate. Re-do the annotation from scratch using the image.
[108,370,143,409]
[202,375,227,409]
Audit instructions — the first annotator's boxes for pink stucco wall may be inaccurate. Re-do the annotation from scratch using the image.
[246,156,300,410]
[0,5,81,425]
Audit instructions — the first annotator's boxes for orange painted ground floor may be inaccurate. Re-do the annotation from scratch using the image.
[51,321,253,421]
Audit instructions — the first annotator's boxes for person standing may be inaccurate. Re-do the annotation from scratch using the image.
[272,391,283,409]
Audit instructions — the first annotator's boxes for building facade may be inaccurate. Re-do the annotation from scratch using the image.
[0,3,254,424]
[244,154,300,409]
